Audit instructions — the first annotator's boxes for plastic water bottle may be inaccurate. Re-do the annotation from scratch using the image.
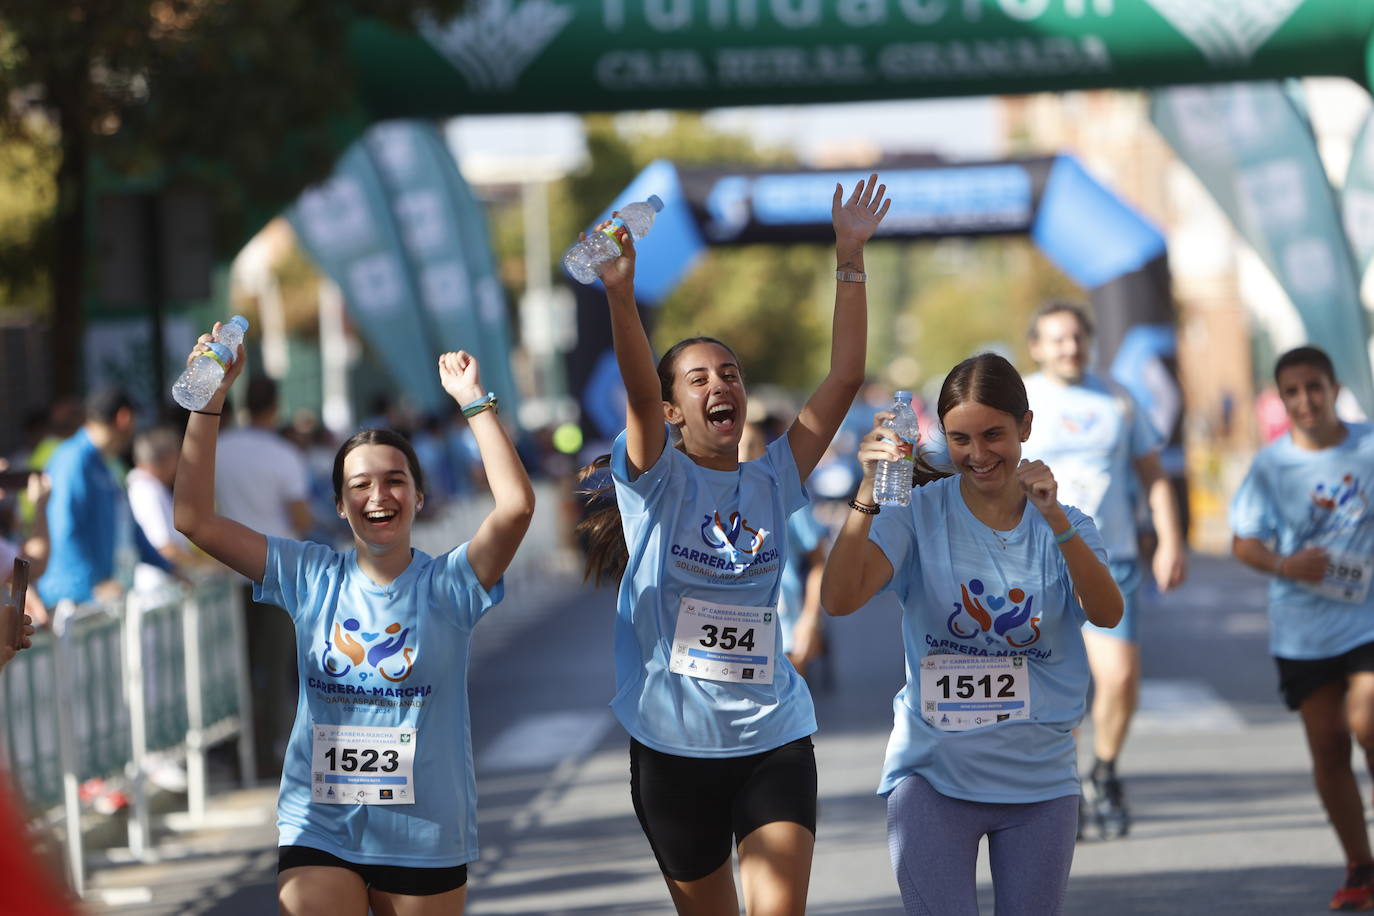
[563,195,664,284]
[873,391,920,507]
[171,315,249,410]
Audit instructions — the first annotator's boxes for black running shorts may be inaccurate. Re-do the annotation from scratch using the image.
[1275,639,1374,710]
[629,735,817,882]
[278,845,468,896]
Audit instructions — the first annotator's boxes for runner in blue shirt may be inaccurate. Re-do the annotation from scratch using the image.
[174,332,534,916]
[1231,345,1374,912]
[821,353,1122,916]
[1023,301,1188,840]
[576,174,890,915]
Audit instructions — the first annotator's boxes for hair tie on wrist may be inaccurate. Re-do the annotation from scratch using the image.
[461,392,498,419]
[848,498,880,516]
[192,409,222,416]
[1053,525,1079,545]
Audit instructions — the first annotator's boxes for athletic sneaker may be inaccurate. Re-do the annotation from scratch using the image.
[1330,862,1374,911]
[1085,770,1130,840]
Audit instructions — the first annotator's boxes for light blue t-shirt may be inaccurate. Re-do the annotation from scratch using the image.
[611,429,816,757]
[1022,372,1159,561]
[256,537,503,867]
[779,507,829,654]
[1230,423,1374,660]
[869,476,1106,803]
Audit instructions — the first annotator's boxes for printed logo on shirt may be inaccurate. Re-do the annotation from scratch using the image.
[946,578,1041,648]
[321,617,416,682]
[1060,410,1101,436]
[1309,473,1369,536]
[668,509,780,580]
[700,511,768,555]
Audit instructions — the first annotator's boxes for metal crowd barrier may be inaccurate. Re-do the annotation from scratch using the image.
[0,574,254,895]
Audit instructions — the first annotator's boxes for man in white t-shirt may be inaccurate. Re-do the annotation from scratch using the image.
[1023,302,1188,840]
[214,375,312,777]
[128,427,216,595]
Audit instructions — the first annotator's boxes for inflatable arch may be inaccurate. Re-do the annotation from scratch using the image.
[234,0,1374,442]
[567,157,1184,485]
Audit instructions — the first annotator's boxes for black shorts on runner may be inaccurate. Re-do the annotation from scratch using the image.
[277,845,468,896]
[1275,640,1374,710]
[629,735,817,883]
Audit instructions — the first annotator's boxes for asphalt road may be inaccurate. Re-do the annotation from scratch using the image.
[81,551,1354,915]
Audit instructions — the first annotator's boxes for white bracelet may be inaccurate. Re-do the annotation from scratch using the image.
[835,269,867,283]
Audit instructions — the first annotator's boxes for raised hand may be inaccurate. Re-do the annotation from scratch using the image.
[856,411,904,481]
[832,172,892,250]
[187,322,246,398]
[438,350,485,406]
[1016,459,1059,515]
[591,217,636,292]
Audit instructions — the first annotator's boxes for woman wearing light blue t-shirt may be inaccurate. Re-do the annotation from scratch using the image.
[576,175,890,915]
[822,353,1122,916]
[174,334,534,916]
[1231,345,1374,912]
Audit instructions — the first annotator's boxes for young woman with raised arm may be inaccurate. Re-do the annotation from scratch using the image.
[174,333,533,916]
[577,175,890,916]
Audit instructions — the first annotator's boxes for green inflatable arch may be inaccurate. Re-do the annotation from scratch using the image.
[344,1,1374,121]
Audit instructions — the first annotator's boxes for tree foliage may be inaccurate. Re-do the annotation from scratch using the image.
[0,117,56,310]
[0,0,464,392]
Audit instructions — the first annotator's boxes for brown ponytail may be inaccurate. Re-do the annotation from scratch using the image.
[575,454,627,585]
[912,451,952,487]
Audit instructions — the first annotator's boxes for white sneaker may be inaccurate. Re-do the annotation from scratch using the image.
[144,754,188,793]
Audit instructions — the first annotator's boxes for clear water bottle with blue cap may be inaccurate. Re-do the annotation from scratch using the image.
[171,315,249,410]
[563,195,664,284]
[873,390,920,507]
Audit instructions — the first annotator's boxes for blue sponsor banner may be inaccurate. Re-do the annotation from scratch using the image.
[364,121,519,419]
[365,122,486,364]
[287,140,446,414]
[1151,82,1374,414]
[575,158,706,305]
[1031,155,1166,290]
[1343,110,1374,276]
[427,128,521,420]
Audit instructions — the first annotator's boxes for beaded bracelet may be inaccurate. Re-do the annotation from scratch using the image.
[848,498,880,516]
[1053,525,1079,544]
[461,392,499,419]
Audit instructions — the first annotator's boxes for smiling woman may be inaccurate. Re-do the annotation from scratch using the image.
[573,174,890,916]
[172,335,534,916]
[820,351,1123,915]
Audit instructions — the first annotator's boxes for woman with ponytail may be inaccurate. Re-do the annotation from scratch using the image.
[577,175,890,915]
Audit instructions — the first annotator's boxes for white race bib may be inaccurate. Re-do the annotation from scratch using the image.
[919,654,1031,732]
[669,597,776,685]
[310,723,416,805]
[1298,548,1373,604]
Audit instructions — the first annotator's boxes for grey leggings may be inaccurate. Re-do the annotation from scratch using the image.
[886,774,1079,916]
